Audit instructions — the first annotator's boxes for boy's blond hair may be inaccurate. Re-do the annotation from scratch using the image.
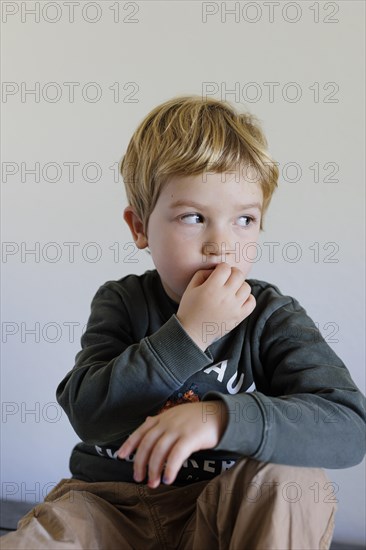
[120,95,279,232]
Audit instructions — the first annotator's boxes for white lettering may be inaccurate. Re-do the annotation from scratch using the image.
[227,371,245,394]
[203,360,228,382]
[203,460,216,473]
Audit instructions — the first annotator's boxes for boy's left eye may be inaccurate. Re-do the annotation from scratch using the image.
[237,216,253,227]
[180,213,203,224]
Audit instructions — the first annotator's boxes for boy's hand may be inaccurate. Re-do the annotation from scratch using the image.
[177,262,256,351]
[117,400,228,488]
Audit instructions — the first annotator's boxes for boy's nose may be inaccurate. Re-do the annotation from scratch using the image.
[202,232,238,262]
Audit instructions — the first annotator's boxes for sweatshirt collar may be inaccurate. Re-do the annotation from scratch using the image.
[151,269,179,315]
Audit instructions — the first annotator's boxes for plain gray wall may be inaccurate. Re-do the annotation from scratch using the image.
[2,0,365,544]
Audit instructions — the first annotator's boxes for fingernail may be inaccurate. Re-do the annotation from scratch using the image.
[162,476,170,485]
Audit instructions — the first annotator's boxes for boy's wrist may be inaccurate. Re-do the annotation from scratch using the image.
[212,400,229,441]
[176,316,212,352]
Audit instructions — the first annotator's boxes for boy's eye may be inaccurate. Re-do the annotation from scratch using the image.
[180,213,203,224]
[237,216,253,227]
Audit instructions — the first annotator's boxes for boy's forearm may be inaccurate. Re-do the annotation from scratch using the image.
[204,390,366,469]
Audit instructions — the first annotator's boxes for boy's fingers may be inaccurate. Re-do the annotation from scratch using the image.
[118,434,137,458]
[118,428,145,457]
[241,293,256,314]
[147,434,178,487]
[186,268,213,289]
[204,262,232,286]
[187,262,231,290]
[117,416,157,458]
[224,266,245,290]
[133,426,164,481]
[235,281,252,301]
[162,439,194,485]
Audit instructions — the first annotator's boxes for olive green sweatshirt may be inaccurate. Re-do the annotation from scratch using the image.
[56,269,366,485]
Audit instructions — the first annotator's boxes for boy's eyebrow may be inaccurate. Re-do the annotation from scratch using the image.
[169,200,262,212]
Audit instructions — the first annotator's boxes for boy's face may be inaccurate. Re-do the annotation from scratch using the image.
[125,170,263,304]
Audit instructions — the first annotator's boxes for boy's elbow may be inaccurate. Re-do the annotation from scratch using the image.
[334,446,365,469]
[338,411,366,468]
[57,386,98,443]
[353,423,366,466]
[59,397,125,446]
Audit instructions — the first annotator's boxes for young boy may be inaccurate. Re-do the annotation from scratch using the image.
[2,96,365,549]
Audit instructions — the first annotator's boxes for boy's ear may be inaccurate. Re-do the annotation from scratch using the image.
[123,206,148,249]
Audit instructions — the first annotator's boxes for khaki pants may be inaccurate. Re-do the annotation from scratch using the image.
[1,458,336,550]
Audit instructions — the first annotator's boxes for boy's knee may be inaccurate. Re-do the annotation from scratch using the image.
[15,500,76,543]
[254,461,332,502]
[226,457,328,484]
[200,458,335,508]
[254,460,329,485]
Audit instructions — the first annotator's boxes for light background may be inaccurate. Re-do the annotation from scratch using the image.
[1,0,365,545]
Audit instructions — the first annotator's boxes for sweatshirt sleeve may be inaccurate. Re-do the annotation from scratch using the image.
[56,284,213,445]
[202,296,366,469]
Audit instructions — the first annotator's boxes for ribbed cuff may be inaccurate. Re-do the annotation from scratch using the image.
[146,314,214,383]
[201,391,264,457]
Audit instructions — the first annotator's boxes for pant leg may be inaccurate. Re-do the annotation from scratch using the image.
[184,457,336,550]
[0,479,140,550]
[0,477,209,550]
[0,462,337,550]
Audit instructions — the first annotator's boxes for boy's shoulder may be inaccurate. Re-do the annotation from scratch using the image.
[246,277,307,325]
[247,277,293,303]
[90,269,173,313]
[94,269,159,296]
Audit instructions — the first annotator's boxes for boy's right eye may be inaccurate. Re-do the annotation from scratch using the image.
[180,213,203,224]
